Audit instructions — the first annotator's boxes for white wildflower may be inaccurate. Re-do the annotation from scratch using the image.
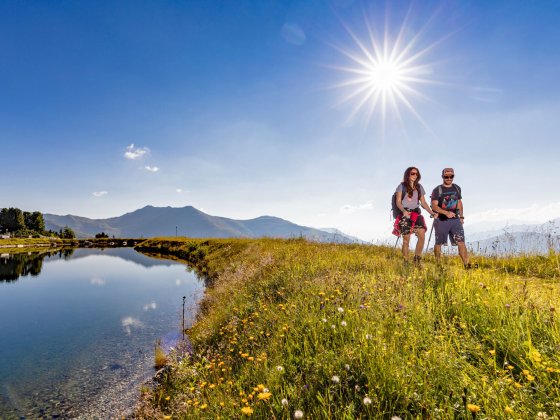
[276,365,284,372]
[338,307,344,313]
[363,397,372,405]
[341,321,347,327]
[294,410,304,419]
[281,398,289,407]
[345,364,350,371]
[322,318,327,323]
[332,375,340,383]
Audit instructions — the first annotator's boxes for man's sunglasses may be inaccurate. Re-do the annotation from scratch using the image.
[443,175,454,179]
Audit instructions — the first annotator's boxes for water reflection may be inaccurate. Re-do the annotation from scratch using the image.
[0,249,74,282]
[0,247,203,418]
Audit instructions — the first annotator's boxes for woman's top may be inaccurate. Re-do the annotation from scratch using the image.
[395,183,425,210]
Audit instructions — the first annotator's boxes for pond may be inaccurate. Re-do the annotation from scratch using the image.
[0,247,203,419]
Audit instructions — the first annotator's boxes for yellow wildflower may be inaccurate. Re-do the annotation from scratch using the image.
[165,396,171,401]
[163,416,171,420]
[489,350,496,356]
[241,406,253,416]
[505,406,514,414]
[526,374,535,381]
[257,384,265,392]
[467,404,481,413]
[257,392,272,400]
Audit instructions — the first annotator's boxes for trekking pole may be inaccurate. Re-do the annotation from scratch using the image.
[425,216,436,253]
[394,236,400,249]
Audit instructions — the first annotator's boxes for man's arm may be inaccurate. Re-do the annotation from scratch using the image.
[457,199,464,224]
[431,198,456,218]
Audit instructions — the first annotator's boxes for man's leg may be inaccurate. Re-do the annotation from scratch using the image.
[457,242,469,266]
[434,244,442,262]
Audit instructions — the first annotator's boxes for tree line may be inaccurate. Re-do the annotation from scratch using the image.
[0,207,75,239]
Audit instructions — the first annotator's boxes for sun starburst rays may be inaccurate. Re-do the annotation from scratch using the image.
[332,14,444,134]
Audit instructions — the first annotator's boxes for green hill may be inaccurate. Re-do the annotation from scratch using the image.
[134,239,560,419]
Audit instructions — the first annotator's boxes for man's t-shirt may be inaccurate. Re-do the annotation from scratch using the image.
[396,183,426,210]
[431,184,461,221]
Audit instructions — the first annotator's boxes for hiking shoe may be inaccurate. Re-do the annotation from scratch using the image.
[413,255,422,267]
[464,263,479,270]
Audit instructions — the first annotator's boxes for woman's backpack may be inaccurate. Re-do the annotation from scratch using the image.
[390,183,405,219]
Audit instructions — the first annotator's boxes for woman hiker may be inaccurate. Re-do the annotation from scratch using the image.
[393,166,438,265]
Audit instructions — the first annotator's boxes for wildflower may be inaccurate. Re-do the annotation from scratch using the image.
[338,307,344,313]
[341,321,347,327]
[322,318,327,323]
[165,396,171,401]
[505,303,511,309]
[537,412,549,419]
[355,385,361,391]
[391,417,402,420]
[345,364,350,371]
[241,406,254,416]
[258,392,272,400]
[365,334,372,340]
[163,416,171,420]
[276,365,284,372]
[505,406,513,414]
[331,325,336,329]
[467,404,481,413]
[526,374,535,381]
[281,398,288,407]
[489,350,496,356]
[200,404,208,410]
[332,375,340,383]
[257,384,265,392]
[294,410,304,419]
[363,397,372,405]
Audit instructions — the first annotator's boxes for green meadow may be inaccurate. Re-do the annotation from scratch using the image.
[134,238,560,419]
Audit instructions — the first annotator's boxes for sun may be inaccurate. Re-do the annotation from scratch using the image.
[330,10,444,133]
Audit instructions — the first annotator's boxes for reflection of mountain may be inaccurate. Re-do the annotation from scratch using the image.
[68,248,181,268]
[0,249,74,282]
[44,205,359,243]
[0,248,181,282]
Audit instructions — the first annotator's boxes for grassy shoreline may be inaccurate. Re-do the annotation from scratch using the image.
[134,238,559,419]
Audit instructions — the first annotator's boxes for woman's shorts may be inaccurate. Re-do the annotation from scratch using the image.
[399,213,427,236]
[434,218,465,245]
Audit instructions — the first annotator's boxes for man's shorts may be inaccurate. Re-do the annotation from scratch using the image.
[399,214,427,236]
[434,218,465,245]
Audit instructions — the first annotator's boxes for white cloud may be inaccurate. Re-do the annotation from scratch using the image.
[176,188,183,193]
[340,200,375,214]
[145,165,159,172]
[92,191,108,197]
[469,202,560,224]
[143,301,157,311]
[124,144,150,160]
[121,316,144,335]
[90,276,106,286]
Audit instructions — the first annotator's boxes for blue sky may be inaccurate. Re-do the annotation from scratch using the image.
[2,0,560,241]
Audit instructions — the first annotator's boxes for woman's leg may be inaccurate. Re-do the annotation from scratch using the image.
[414,228,426,257]
[402,234,411,259]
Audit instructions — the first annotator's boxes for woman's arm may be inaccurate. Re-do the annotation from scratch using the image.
[420,195,437,217]
[396,191,411,218]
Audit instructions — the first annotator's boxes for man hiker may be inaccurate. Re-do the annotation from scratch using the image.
[430,168,472,268]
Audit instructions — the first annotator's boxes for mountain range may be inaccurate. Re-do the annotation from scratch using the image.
[466,218,560,255]
[44,205,361,243]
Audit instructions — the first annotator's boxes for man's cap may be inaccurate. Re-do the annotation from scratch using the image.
[442,167,454,176]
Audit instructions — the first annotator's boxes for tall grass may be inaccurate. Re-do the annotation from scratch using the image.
[135,238,560,419]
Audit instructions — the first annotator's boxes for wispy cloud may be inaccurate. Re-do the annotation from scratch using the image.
[469,202,560,224]
[340,200,374,214]
[92,191,108,197]
[90,276,106,286]
[145,165,159,172]
[176,188,183,193]
[124,144,150,160]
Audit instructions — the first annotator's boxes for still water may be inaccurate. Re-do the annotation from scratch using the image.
[0,248,204,419]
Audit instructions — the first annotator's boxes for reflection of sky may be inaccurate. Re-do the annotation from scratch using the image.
[0,249,203,416]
